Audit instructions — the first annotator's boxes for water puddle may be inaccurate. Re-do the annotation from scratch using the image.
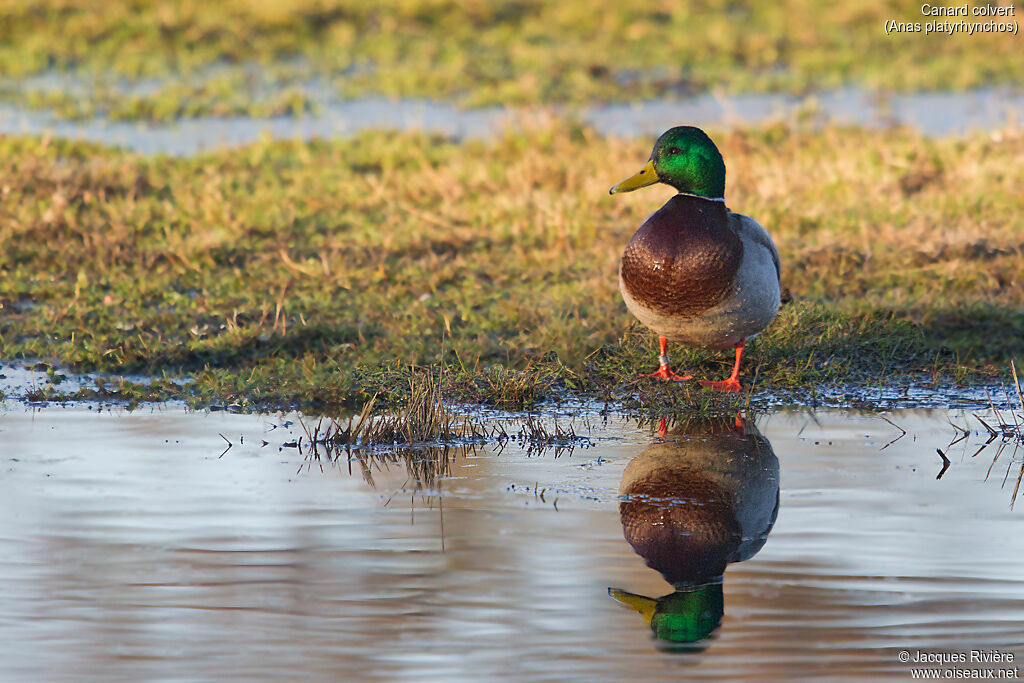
[2,404,1023,680]
[0,360,188,403]
[1,88,1022,155]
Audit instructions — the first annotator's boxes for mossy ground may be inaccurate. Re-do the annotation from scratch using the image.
[1,1,1023,119]
[1,122,1022,411]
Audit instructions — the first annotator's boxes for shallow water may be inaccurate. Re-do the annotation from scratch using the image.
[2,405,1023,681]
[1,87,1022,155]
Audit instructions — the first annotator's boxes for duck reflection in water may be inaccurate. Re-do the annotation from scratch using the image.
[609,414,780,649]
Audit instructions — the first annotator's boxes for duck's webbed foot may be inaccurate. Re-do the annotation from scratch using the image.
[639,336,692,382]
[699,377,743,393]
[640,365,693,382]
[699,339,745,393]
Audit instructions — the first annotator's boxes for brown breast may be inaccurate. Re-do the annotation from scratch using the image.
[620,468,741,586]
[620,194,743,318]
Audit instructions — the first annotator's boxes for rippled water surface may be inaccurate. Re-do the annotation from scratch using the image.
[2,405,1023,681]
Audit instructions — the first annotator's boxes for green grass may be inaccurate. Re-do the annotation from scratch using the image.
[1,122,1022,411]
[0,0,1022,119]
[11,79,319,122]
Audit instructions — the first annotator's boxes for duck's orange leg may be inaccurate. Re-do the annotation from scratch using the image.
[733,412,746,435]
[640,336,692,382]
[700,340,745,393]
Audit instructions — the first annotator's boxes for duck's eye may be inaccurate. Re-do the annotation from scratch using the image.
[668,147,682,155]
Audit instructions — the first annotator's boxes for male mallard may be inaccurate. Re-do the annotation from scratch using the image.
[610,127,781,392]
[609,415,780,646]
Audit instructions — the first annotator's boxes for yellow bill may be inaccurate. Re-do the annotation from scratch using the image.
[609,159,659,194]
[608,588,657,625]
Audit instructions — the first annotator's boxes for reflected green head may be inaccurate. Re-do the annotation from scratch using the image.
[651,584,725,645]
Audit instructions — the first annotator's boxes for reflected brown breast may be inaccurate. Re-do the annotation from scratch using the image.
[620,468,741,585]
[620,195,742,318]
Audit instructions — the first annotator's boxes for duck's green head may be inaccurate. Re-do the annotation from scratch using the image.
[609,584,725,649]
[609,126,726,199]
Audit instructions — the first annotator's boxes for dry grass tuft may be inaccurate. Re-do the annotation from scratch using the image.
[323,376,483,447]
[288,371,592,461]
[946,362,1024,507]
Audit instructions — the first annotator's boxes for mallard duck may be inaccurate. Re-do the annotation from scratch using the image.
[609,415,780,646]
[610,127,781,392]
